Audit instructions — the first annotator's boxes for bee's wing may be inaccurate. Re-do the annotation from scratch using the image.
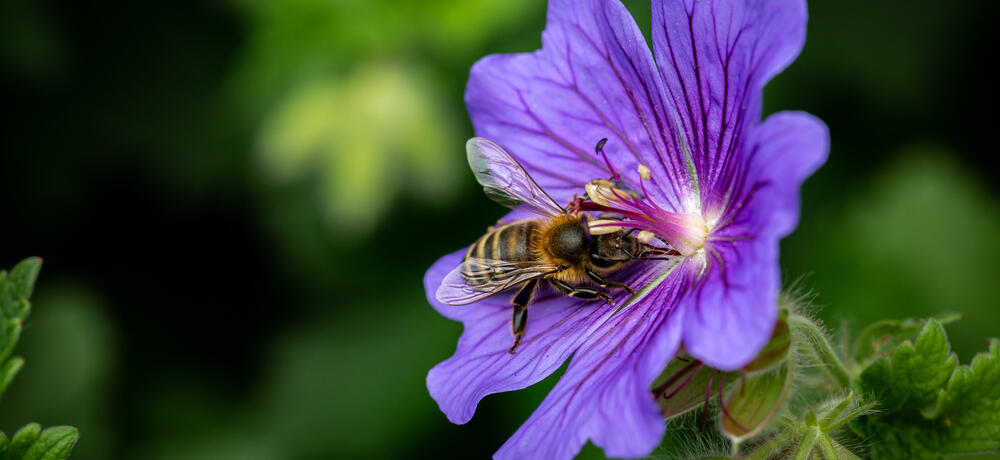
[467,137,565,217]
[436,258,560,306]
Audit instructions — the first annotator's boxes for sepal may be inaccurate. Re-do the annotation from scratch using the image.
[721,362,793,442]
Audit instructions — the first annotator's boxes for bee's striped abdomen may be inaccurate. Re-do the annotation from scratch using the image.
[463,220,538,286]
[467,221,537,261]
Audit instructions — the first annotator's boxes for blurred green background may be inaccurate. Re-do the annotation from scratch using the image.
[0,0,997,458]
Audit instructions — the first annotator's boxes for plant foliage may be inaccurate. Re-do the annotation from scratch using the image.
[0,258,78,460]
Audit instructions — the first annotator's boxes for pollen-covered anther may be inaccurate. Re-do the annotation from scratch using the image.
[585,179,638,207]
[588,219,624,235]
[637,164,651,180]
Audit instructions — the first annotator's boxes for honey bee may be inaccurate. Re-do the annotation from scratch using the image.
[437,138,675,354]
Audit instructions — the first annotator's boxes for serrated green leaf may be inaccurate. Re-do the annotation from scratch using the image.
[6,258,42,305]
[0,258,42,321]
[0,356,25,398]
[858,331,1000,458]
[860,354,892,392]
[860,354,913,414]
[852,313,963,367]
[891,319,957,408]
[10,301,31,323]
[721,362,793,441]
[0,259,75,460]
[854,319,906,359]
[0,320,24,364]
[7,423,41,460]
[21,426,79,460]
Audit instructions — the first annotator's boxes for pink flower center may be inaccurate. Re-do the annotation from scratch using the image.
[576,139,709,257]
[578,175,708,257]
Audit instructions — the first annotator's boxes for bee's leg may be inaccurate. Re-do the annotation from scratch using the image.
[586,268,636,295]
[508,279,538,354]
[549,279,613,304]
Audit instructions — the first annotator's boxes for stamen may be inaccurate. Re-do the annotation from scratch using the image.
[580,154,709,257]
[588,219,625,235]
[637,164,651,180]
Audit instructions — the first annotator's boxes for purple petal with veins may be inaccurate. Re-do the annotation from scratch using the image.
[427,0,828,458]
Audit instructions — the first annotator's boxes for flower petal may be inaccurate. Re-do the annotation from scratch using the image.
[736,111,829,239]
[496,263,693,460]
[682,111,828,370]
[682,236,778,370]
[651,0,808,210]
[466,0,692,212]
[425,249,588,423]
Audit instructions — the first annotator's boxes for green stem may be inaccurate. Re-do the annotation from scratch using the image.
[818,391,853,430]
[792,426,820,460]
[816,434,838,460]
[835,442,863,460]
[745,429,796,460]
[824,400,877,433]
[789,315,853,388]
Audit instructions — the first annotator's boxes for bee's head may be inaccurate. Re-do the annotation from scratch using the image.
[589,227,681,268]
[590,230,640,267]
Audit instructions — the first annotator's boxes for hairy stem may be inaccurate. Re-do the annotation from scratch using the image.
[816,434,838,460]
[792,426,820,460]
[744,429,795,460]
[789,315,852,388]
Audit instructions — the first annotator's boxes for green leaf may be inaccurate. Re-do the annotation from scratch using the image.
[0,257,42,401]
[7,423,41,460]
[0,320,24,364]
[852,313,963,366]
[0,425,79,460]
[0,356,25,398]
[21,426,79,460]
[0,258,42,321]
[857,319,1000,458]
[891,319,958,408]
[0,258,79,460]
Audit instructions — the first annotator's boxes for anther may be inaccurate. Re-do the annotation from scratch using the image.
[638,164,651,180]
[588,219,624,235]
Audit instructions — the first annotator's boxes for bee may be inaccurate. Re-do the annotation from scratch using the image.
[437,138,675,354]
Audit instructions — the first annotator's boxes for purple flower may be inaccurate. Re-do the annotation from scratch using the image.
[424,0,828,458]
